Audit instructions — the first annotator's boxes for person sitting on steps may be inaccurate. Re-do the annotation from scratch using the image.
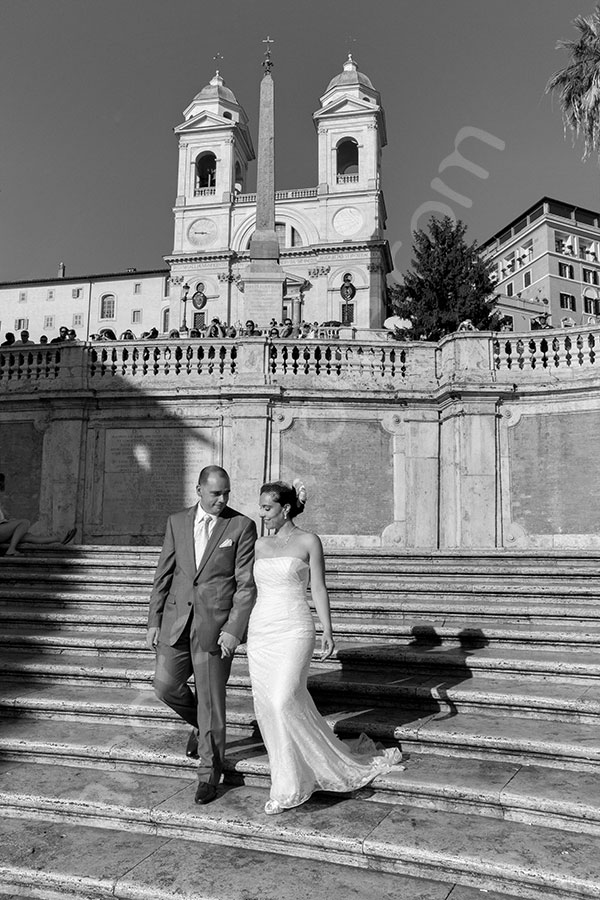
[0,477,75,556]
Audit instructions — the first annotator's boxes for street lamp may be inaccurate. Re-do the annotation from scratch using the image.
[180,282,190,335]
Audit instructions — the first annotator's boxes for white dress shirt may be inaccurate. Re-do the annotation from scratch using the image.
[194,506,217,566]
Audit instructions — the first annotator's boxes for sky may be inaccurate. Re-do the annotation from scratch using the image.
[1,0,599,284]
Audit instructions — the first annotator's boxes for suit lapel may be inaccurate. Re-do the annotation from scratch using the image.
[184,506,197,574]
[195,513,229,577]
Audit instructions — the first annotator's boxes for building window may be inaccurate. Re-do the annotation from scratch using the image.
[559,292,576,311]
[132,309,142,325]
[134,282,141,294]
[15,318,28,331]
[100,294,116,319]
[336,138,359,178]
[506,282,514,297]
[72,288,83,299]
[161,307,170,334]
[524,271,531,288]
[341,303,355,325]
[583,268,599,285]
[558,262,575,279]
[164,277,170,298]
[73,314,83,328]
[194,152,217,193]
[43,316,55,330]
[47,289,55,301]
[193,312,206,329]
[18,291,27,303]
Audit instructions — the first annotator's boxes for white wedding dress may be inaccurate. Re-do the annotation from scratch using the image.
[247,556,402,810]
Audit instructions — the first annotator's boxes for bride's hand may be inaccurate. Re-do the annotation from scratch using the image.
[320,632,335,660]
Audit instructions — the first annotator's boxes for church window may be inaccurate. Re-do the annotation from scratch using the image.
[195,152,217,193]
[164,277,171,297]
[193,312,206,329]
[44,316,54,330]
[341,303,355,325]
[100,294,116,319]
[247,221,303,249]
[336,138,359,179]
[132,310,142,325]
[275,223,286,248]
[223,111,232,120]
[291,227,303,247]
[161,307,170,334]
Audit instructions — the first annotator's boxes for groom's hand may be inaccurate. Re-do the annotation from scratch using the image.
[218,631,240,658]
[146,626,160,650]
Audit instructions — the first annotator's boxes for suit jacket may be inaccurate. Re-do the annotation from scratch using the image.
[148,505,257,652]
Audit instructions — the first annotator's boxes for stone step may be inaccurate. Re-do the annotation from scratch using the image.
[3,682,600,770]
[3,640,600,687]
[0,598,600,645]
[1,721,600,838]
[0,812,552,900]
[3,567,600,595]
[6,594,600,627]
[0,765,599,899]
[6,545,600,569]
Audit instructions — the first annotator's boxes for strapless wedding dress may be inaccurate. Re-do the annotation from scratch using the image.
[247,556,402,810]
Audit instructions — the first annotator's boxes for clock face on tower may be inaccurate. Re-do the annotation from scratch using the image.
[187,218,218,248]
[333,207,363,237]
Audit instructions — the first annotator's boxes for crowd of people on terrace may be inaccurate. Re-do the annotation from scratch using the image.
[0,318,341,347]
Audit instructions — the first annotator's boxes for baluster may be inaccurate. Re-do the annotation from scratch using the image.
[589,333,596,365]
[576,333,584,366]
[552,336,560,367]
[528,338,537,369]
[564,335,572,367]
[230,344,237,374]
[292,345,300,374]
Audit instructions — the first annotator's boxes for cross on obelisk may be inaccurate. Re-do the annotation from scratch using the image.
[262,35,274,73]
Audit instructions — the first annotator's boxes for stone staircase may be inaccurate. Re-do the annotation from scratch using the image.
[1,548,600,900]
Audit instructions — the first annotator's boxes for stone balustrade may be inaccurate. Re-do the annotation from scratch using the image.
[3,325,600,395]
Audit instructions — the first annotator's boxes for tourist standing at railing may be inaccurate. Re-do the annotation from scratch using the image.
[50,326,69,343]
[14,330,35,346]
[1,333,15,347]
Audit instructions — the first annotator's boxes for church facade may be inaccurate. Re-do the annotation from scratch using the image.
[0,56,390,340]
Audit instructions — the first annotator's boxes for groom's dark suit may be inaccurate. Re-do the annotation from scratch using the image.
[148,503,257,785]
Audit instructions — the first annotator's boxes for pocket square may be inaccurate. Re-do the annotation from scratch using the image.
[219,539,233,548]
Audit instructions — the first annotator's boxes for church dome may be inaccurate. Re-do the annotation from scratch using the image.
[193,72,238,105]
[326,55,375,92]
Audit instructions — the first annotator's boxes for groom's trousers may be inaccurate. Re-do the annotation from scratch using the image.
[153,612,233,785]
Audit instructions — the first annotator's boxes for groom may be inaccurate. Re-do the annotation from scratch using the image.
[146,465,257,804]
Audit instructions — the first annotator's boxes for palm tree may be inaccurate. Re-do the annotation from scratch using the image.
[547,4,600,163]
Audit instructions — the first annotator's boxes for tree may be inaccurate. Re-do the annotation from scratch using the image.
[388,216,498,341]
[546,5,600,163]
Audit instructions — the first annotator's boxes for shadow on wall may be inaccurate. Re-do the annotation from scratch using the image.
[0,352,218,546]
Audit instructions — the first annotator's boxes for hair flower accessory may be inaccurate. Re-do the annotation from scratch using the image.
[293,479,308,505]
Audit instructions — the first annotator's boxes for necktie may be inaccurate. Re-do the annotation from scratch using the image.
[194,514,211,566]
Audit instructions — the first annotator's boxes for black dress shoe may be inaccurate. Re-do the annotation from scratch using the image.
[194,782,217,804]
[186,729,198,759]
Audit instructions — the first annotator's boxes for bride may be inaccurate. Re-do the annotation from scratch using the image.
[247,479,402,815]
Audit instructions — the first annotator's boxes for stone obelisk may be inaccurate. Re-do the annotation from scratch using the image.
[243,37,285,323]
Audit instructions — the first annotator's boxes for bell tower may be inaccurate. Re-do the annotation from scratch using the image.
[313,55,387,242]
[171,68,255,257]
